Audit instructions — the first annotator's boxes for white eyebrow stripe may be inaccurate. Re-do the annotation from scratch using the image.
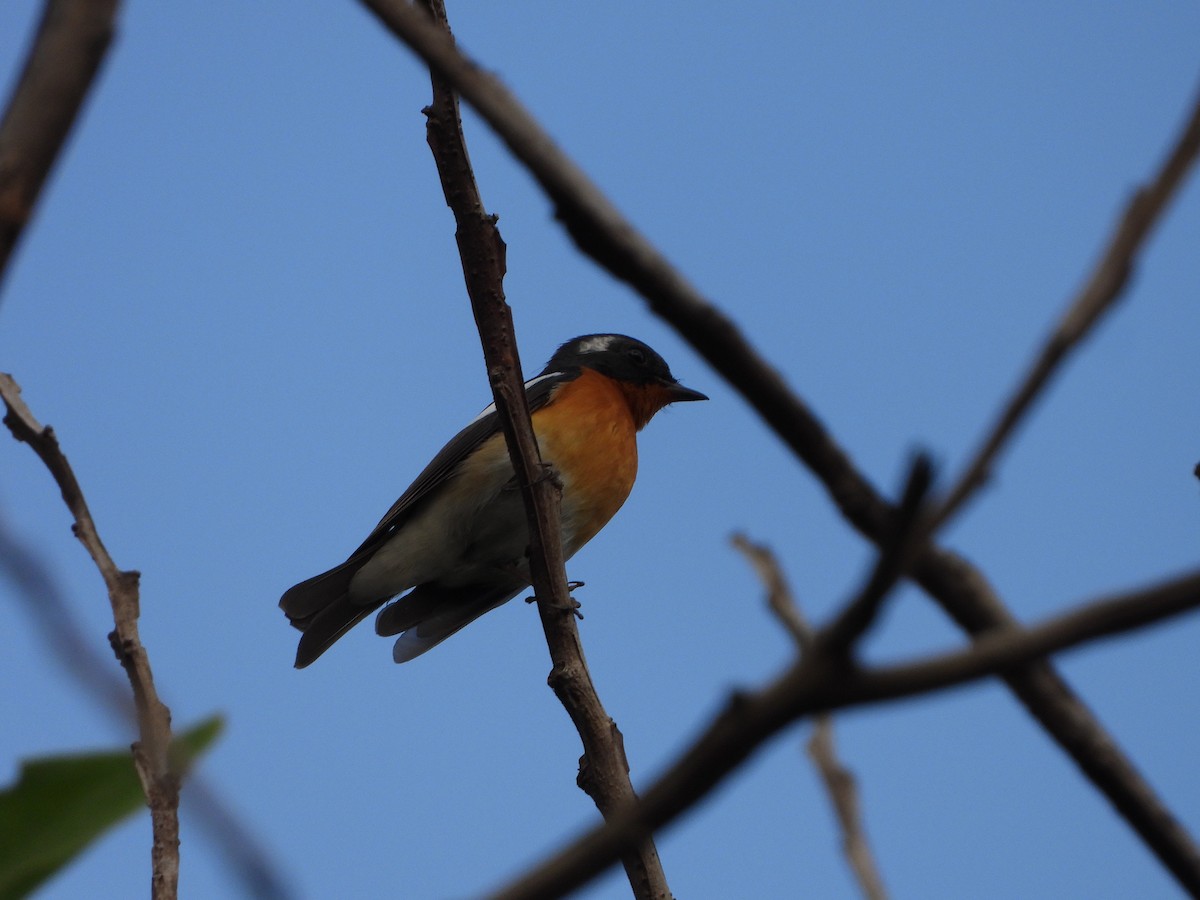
[576,335,615,354]
[468,371,563,424]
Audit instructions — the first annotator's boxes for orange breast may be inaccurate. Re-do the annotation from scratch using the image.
[532,368,639,554]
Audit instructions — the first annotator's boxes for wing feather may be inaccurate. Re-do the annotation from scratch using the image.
[348,370,572,558]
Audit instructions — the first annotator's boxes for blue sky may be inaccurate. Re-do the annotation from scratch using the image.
[2,3,1199,898]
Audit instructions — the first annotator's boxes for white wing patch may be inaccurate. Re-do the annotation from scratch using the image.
[576,335,616,354]
[468,371,563,424]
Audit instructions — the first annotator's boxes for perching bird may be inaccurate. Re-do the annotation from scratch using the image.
[280,333,706,667]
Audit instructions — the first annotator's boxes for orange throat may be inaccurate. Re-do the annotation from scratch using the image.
[617,381,676,430]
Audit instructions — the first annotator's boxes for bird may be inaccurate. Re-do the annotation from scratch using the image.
[279,333,707,668]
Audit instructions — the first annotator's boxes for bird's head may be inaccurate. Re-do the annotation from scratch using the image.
[545,334,707,429]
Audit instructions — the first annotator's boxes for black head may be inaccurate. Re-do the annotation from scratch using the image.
[544,334,707,402]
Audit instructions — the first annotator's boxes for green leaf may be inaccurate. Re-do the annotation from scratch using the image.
[0,715,223,900]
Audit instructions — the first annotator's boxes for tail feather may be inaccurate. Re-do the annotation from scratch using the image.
[378,582,523,663]
[279,557,362,623]
[291,592,388,668]
[281,556,385,668]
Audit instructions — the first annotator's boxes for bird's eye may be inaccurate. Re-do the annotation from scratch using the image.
[625,346,647,365]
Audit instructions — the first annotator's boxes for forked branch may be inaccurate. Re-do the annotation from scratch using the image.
[732,533,889,900]
[492,566,1200,899]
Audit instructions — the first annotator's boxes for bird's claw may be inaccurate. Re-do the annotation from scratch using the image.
[525,581,584,617]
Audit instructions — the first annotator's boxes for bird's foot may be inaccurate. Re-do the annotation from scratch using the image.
[525,580,584,618]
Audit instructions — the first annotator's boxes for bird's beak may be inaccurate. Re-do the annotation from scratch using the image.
[663,381,708,403]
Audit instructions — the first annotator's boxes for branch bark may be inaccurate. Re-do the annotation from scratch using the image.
[1,373,179,899]
[350,6,1200,891]
[0,0,120,293]
[412,3,670,896]
[492,566,1200,899]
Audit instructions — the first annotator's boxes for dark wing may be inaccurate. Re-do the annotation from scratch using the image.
[348,368,574,558]
[278,400,518,630]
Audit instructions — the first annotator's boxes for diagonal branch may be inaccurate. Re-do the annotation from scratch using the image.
[1,373,179,899]
[413,3,670,896]
[932,85,1200,530]
[0,0,120,294]
[492,566,1200,900]
[351,6,1200,891]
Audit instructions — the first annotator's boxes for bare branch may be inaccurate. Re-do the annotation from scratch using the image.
[932,85,1200,529]
[732,534,889,900]
[353,6,1200,889]
[0,0,120,293]
[492,567,1200,900]
[808,722,888,900]
[730,533,812,650]
[412,3,669,896]
[1,373,180,898]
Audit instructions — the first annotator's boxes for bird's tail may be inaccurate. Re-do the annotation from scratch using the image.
[280,558,386,668]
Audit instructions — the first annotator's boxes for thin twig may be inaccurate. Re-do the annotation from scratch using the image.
[351,7,1200,890]
[1,373,179,899]
[0,0,120,294]
[932,85,1200,530]
[492,566,1200,900]
[808,722,888,900]
[412,2,670,896]
[730,533,812,651]
[732,534,889,900]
